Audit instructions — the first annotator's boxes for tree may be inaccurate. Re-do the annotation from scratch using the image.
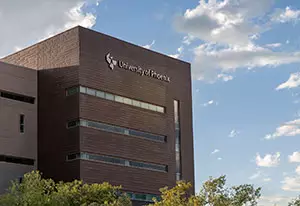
[289,195,300,206]
[0,171,131,206]
[149,175,261,206]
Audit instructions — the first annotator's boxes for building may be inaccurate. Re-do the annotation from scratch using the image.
[0,26,194,205]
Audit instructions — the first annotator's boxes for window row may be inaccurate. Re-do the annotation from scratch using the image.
[0,90,35,104]
[126,192,161,202]
[66,152,168,172]
[66,86,165,113]
[0,155,34,166]
[67,119,166,142]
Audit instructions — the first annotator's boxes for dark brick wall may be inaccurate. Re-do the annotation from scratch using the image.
[78,27,194,194]
[1,28,80,70]
[38,66,80,182]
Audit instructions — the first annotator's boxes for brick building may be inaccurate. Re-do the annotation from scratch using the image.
[0,26,194,205]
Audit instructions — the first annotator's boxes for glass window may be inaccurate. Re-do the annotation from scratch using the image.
[73,119,166,142]
[115,95,124,103]
[157,106,164,113]
[68,86,165,114]
[111,125,125,134]
[123,98,132,105]
[175,143,180,152]
[174,100,182,180]
[80,86,86,93]
[67,153,78,161]
[125,160,130,166]
[66,152,167,172]
[96,91,105,98]
[135,194,147,201]
[66,87,79,96]
[67,120,78,128]
[132,100,141,107]
[141,102,149,109]
[149,104,156,111]
[176,172,181,181]
[87,88,96,96]
[124,129,129,135]
[80,120,88,127]
[20,114,25,134]
[105,93,114,101]
[0,91,35,104]
[0,155,34,166]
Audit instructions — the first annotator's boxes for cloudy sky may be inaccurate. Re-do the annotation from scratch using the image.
[1,0,300,205]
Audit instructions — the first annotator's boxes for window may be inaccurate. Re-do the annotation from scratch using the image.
[126,192,161,202]
[66,87,79,96]
[66,152,167,172]
[156,107,164,113]
[132,100,141,107]
[174,100,182,181]
[67,119,166,143]
[0,91,35,104]
[87,88,96,96]
[141,102,149,109]
[149,104,157,111]
[66,86,165,114]
[80,86,87,93]
[115,95,124,103]
[123,98,132,105]
[0,155,34,166]
[96,91,105,98]
[104,93,114,101]
[20,114,25,133]
[67,120,79,129]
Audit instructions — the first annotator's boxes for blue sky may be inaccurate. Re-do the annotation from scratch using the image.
[1,0,300,205]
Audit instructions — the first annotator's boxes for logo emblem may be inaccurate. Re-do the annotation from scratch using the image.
[105,53,117,70]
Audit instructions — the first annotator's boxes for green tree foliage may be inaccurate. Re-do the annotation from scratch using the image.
[0,171,131,206]
[289,195,300,206]
[149,175,261,206]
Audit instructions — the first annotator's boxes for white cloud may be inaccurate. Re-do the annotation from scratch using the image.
[289,152,300,163]
[217,157,222,160]
[265,43,282,48]
[0,0,100,57]
[169,46,184,59]
[296,166,300,175]
[265,119,300,140]
[281,165,300,191]
[249,171,262,180]
[174,0,273,47]
[276,72,300,90]
[173,0,300,82]
[272,6,300,23]
[201,99,217,107]
[249,169,271,182]
[143,40,155,49]
[258,195,291,206]
[256,152,280,167]
[169,54,180,59]
[294,100,300,104]
[228,129,239,137]
[193,43,300,82]
[211,149,220,155]
[263,178,272,182]
[282,176,300,191]
[217,73,233,82]
[182,35,196,45]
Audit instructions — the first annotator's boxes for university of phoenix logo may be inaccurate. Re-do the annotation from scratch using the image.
[105,53,117,70]
[104,53,171,83]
